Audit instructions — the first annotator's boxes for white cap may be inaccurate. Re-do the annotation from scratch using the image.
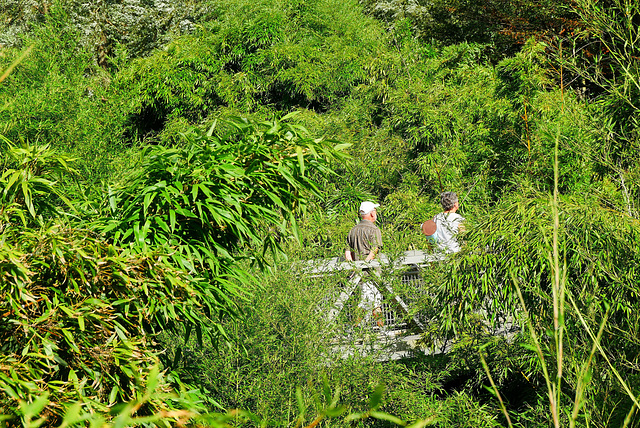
[359,201,380,215]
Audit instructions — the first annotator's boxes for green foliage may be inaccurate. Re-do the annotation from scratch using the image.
[1,367,226,427]
[115,0,387,142]
[102,114,349,271]
[0,14,128,182]
[420,190,640,425]
[3,0,640,425]
[361,0,580,58]
[160,262,502,427]
[366,38,596,200]
[0,116,350,423]
[0,143,209,422]
[0,140,76,226]
[0,225,206,423]
[428,191,640,335]
[570,0,640,131]
[0,0,214,64]
[0,12,94,141]
[0,0,49,47]
[0,103,355,425]
[4,375,442,428]
[561,0,640,222]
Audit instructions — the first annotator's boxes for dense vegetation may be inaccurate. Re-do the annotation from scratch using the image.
[1,0,640,426]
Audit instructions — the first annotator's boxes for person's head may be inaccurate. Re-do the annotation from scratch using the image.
[440,191,459,212]
[359,201,379,221]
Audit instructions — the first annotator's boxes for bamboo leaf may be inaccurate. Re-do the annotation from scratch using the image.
[370,411,406,425]
[169,209,177,231]
[114,325,128,342]
[21,180,35,217]
[368,384,385,409]
[296,387,305,416]
[296,145,305,176]
[143,192,157,215]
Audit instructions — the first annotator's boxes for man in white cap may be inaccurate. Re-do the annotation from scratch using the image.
[345,201,384,326]
[345,201,382,262]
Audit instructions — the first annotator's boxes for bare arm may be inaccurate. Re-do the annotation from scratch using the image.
[365,247,379,261]
[345,249,355,261]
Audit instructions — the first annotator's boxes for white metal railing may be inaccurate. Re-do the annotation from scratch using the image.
[304,250,445,277]
[303,250,519,360]
[303,250,446,333]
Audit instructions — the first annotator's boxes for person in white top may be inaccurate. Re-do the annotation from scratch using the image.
[433,191,465,253]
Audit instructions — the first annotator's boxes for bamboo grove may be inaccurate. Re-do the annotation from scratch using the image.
[1,0,640,426]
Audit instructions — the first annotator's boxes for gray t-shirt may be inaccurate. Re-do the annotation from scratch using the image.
[346,219,382,260]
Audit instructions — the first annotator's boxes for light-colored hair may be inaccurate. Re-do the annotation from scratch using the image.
[440,191,458,211]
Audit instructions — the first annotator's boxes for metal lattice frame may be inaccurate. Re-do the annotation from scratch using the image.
[303,250,520,360]
[305,251,445,335]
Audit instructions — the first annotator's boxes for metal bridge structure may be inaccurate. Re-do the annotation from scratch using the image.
[303,250,518,361]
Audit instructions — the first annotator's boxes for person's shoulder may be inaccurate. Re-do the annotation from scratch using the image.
[361,220,381,232]
[350,220,370,231]
[449,213,464,223]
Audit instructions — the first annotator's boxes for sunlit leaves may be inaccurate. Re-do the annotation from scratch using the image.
[0,141,77,227]
[0,121,348,421]
[103,114,349,273]
[425,191,640,345]
[0,227,203,421]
